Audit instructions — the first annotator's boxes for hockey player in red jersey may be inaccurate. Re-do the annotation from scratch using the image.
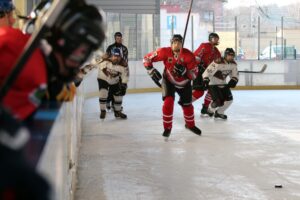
[0,0,15,27]
[0,3,105,121]
[0,1,105,199]
[192,32,221,116]
[143,34,201,138]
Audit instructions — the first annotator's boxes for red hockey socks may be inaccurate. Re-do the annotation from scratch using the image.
[203,92,212,107]
[162,96,174,130]
[192,90,204,102]
[182,104,195,128]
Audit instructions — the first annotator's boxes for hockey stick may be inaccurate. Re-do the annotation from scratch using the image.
[238,64,267,74]
[153,0,193,89]
[154,80,162,88]
[0,0,69,102]
[182,0,194,46]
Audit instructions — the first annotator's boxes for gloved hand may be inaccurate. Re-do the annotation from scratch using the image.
[119,83,127,96]
[227,78,238,88]
[147,67,162,83]
[55,82,76,101]
[0,106,29,150]
[81,64,94,74]
[173,63,186,76]
[203,78,210,90]
[47,81,76,101]
[198,62,206,75]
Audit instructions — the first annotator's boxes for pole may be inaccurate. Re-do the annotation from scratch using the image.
[275,26,278,49]
[284,38,287,59]
[281,16,284,60]
[258,16,260,60]
[235,16,237,58]
[191,15,194,51]
[136,14,139,60]
[212,11,215,32]
[171,15,174,36]
[269,40,272,59]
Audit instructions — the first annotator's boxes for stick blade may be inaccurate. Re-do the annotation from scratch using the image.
[260,64,267,73]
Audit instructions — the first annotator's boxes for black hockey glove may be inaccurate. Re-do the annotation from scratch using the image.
[119,83,127,96]
[203,78,210,90]
[147,67,162,83]
[197,62,206,75]
[173,63,186,76]
[227,78,238,88]
[0,106,29,150]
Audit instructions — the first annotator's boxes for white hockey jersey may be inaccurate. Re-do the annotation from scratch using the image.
[96,60,129,85]
[79,55,129,85]
[202,58,239,85]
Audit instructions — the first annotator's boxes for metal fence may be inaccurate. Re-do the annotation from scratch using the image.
[103,9,300,61]
[103,13,160,61]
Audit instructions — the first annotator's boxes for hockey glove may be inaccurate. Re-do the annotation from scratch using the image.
[55,82,76,101]
[227,78,238,88]
[173,63,187,76]
[147,67,162,83]
[198,62,206,75]
[203,78,210,90]
[0,106,29,150]
[47,81,76,101]
[119,83,127,96]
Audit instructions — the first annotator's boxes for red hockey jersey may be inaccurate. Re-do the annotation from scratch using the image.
[194,42,221,68]
[143,47,198,87]
[0,27,47,120]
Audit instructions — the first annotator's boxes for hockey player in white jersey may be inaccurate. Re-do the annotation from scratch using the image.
[81,48,129,119]
[202,48,239,119]
[96,48,129,119]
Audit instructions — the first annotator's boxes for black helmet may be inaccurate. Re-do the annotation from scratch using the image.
[0,0,14,13]
[170,34,183,43]
[112,48,121,56]
[47,3,105,66]
[224,48,235,57]
[114,32,122,38]
[208,32,219,41]
[45,2,106,81]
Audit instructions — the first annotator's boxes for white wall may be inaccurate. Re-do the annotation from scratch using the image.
[82,60,300,96]
[37,86,84,200]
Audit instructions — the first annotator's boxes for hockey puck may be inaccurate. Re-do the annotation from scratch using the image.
[274,184,283,188]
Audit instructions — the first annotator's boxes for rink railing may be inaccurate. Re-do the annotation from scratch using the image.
[82,59,300,98]
[37,86,84,200]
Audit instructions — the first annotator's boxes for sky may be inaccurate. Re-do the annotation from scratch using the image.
[224,0,299,9]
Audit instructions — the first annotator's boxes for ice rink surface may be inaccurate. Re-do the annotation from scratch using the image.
[75,90,300,200]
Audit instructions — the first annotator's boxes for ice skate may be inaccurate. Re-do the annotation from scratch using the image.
[201,104,213,117]
[214,111,227,120]
[162,129,171,139]
[100,110,106,120]
[114,111,127,119]
[185,124,202,136]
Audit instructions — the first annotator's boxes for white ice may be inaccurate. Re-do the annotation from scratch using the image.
[75,90,300,200]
